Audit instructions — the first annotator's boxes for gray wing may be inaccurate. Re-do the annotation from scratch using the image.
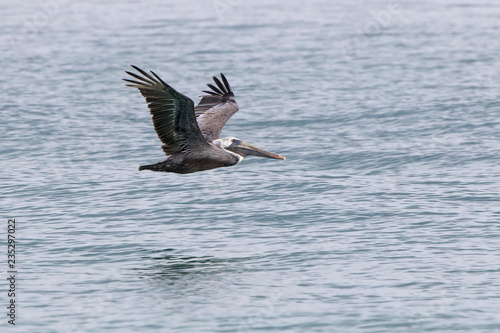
[124,65,209,155]
[195,74,239,142]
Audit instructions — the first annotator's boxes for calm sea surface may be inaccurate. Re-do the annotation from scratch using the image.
[2,0,500,332]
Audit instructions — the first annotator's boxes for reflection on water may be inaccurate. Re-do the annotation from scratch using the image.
[134,249,249,301]
[143,249,243,278]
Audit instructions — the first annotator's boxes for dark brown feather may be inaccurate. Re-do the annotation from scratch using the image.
[124,66,208,155]
[213,76,227,94]
[220,73,233,96]
[206,83,223,95]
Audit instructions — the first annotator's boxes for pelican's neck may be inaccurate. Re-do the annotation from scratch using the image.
[228,150,244,163]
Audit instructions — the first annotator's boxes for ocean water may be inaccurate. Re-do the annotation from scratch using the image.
[2,0,500,332]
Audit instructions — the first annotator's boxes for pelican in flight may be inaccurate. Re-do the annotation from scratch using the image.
[124,66,285,174]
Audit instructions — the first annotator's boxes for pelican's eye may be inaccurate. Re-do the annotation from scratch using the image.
[231,139,236,143]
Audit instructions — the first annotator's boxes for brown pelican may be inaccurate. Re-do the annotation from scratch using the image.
[124,66,285,174]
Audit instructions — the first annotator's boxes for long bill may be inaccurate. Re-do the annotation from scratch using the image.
[228,140,285,160]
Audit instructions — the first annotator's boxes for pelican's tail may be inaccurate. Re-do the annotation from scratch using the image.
[138,161,173,172]
[138,163,159,171]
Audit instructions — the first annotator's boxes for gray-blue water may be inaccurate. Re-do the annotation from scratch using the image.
[2,0,500,332]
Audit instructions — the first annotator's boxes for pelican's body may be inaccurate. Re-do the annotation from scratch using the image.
[124,66,284,174]
[139,140,240,174]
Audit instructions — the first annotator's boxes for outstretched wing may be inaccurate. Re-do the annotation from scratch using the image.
[195,74,239,142]
[124,65,209,155]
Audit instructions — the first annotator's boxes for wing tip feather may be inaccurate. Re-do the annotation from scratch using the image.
[204,73,234,97]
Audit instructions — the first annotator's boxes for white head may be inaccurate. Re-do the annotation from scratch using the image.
[213,137,244,162]
[213,137,240,149]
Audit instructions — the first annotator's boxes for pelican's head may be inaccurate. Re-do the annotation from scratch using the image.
[214,137,285,162]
